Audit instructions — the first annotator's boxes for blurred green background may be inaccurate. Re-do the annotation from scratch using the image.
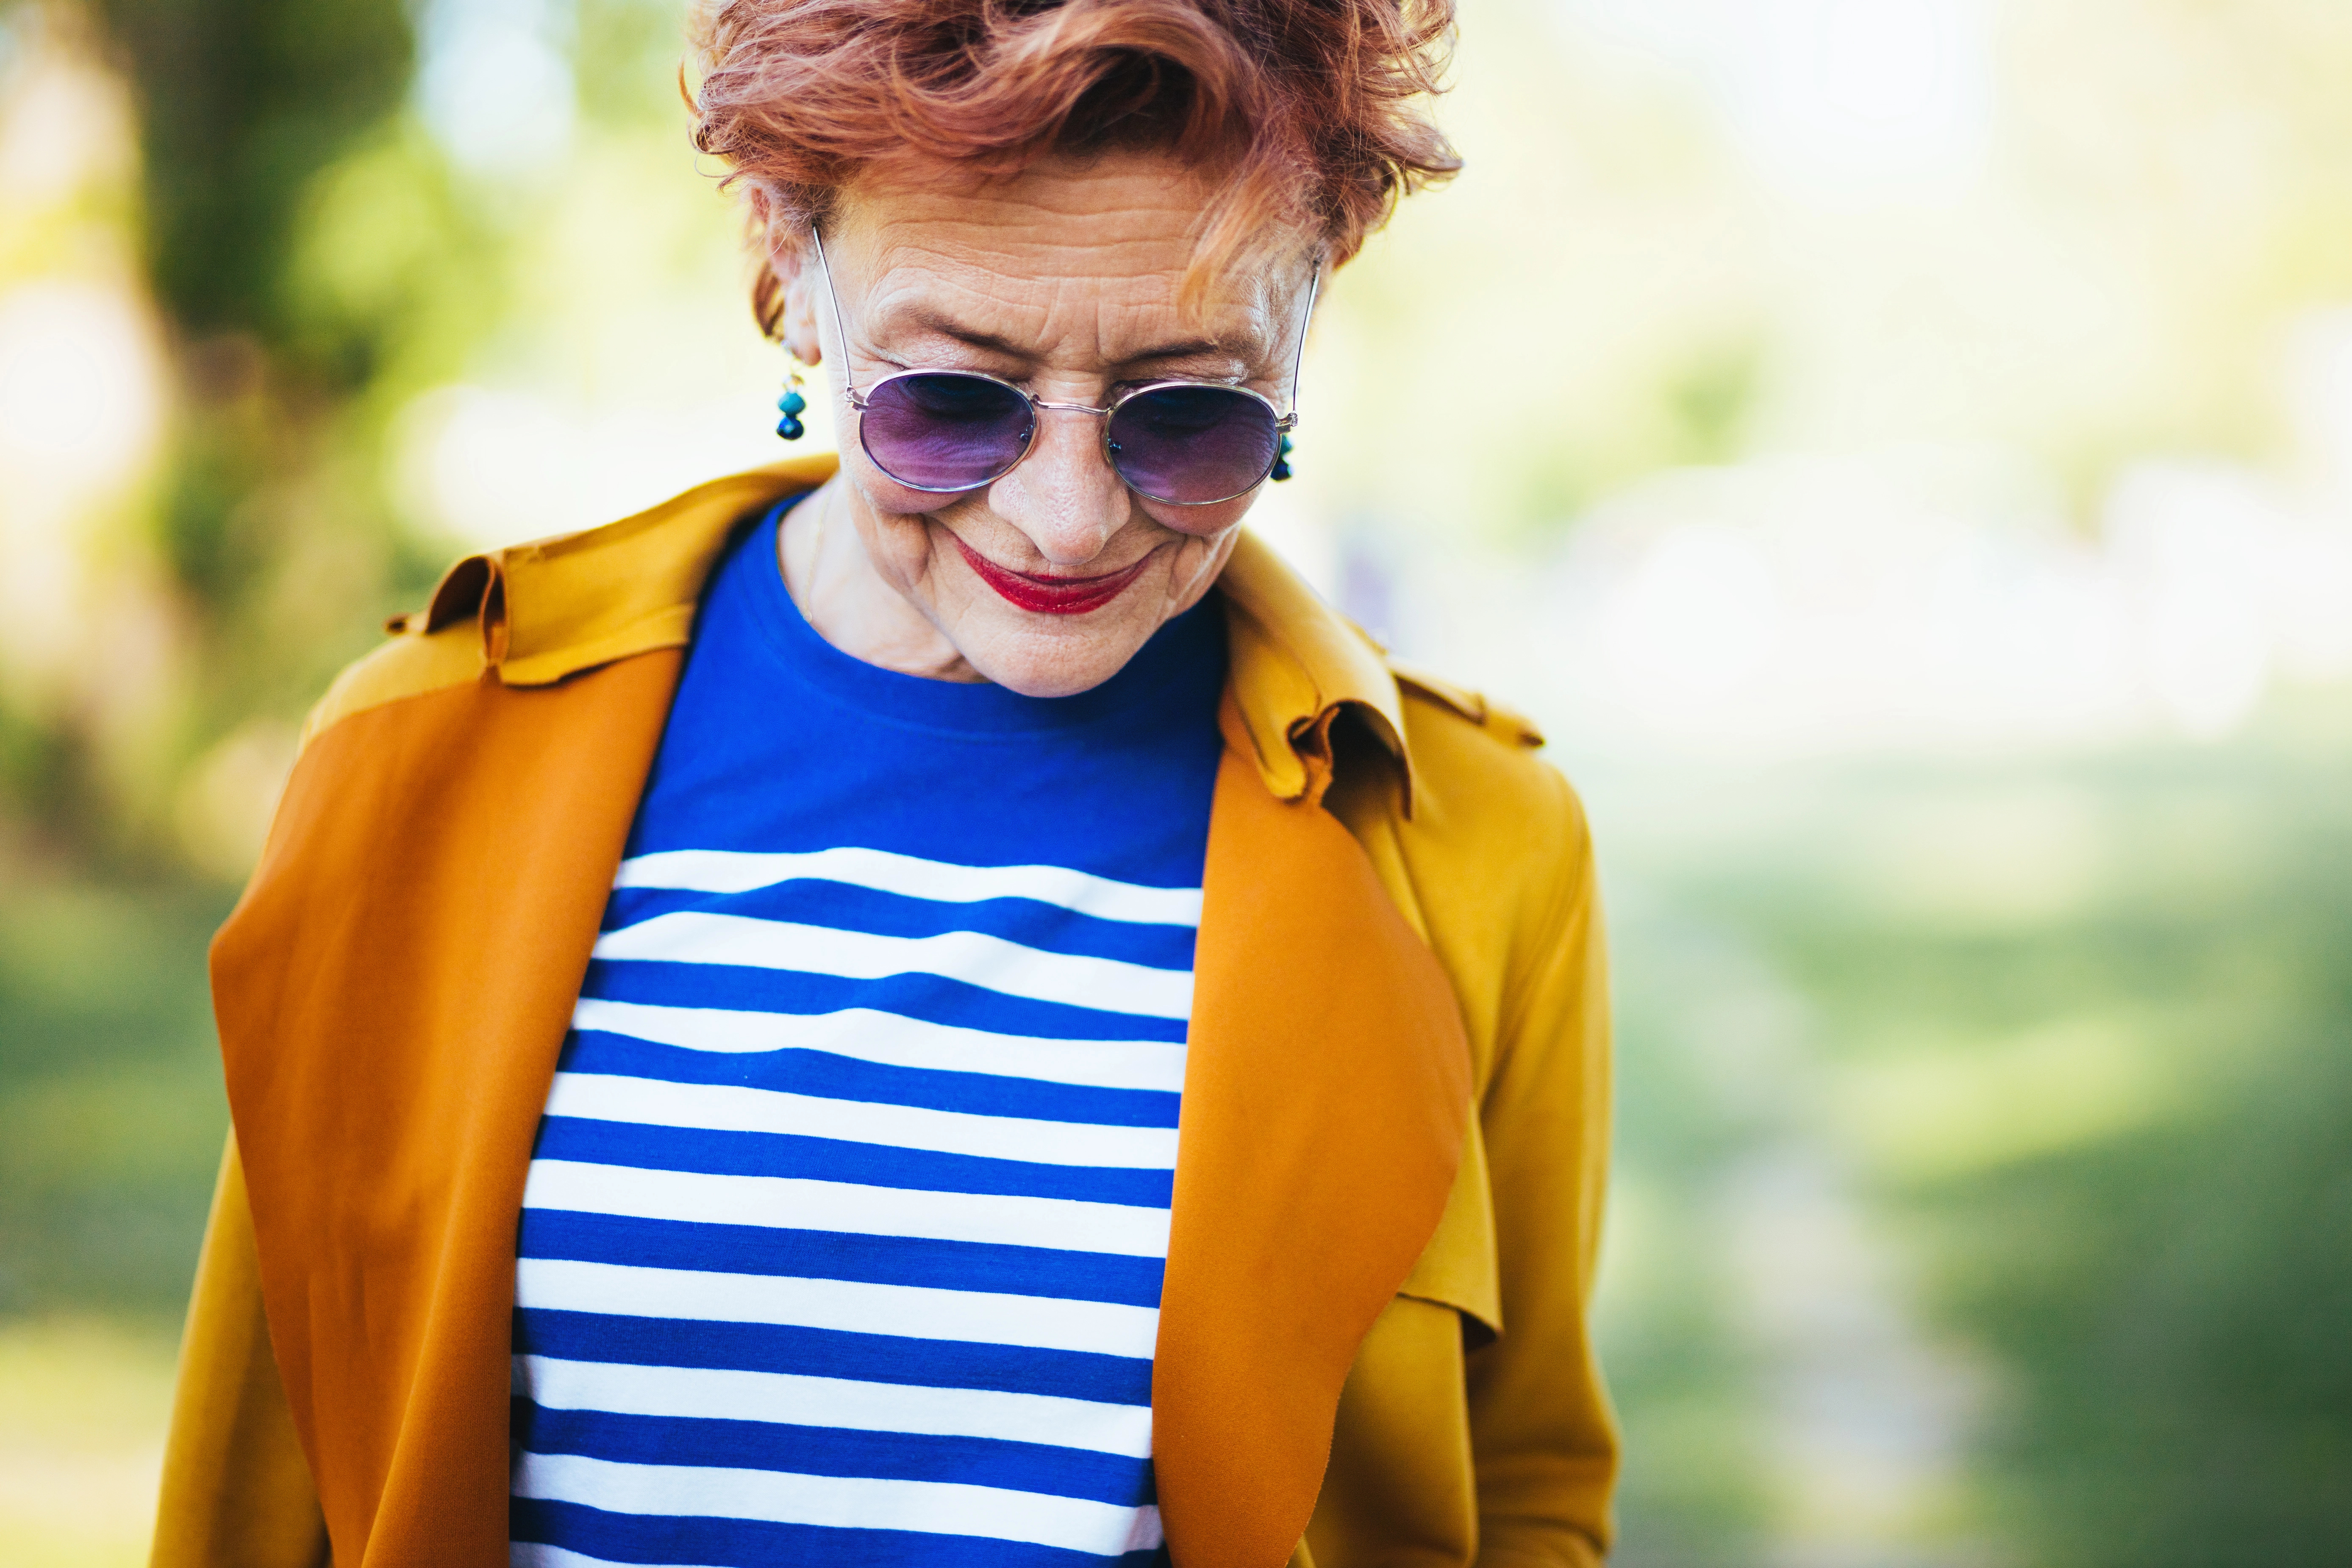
[3,0,2350,1562]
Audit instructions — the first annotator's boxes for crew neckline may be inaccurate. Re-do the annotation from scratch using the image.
[731,499,1225,740]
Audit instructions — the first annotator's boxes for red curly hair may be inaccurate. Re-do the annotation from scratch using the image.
[687,0,1460,334]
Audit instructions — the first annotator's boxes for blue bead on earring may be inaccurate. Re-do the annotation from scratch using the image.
[1270,433,1295,482]
[775,364,808,441]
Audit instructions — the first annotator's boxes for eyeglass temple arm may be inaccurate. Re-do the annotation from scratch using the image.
[808,226,865,406]
[1288,256,1322,419]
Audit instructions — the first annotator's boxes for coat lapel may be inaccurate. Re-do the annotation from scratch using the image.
[214,652,683,1565]
[1153,701,1475,1568]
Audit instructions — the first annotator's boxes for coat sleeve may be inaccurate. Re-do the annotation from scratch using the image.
[151,1137,330,1568]
[1465,774,1619,1567]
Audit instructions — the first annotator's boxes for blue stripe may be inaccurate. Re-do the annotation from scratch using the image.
[514,1404,1155,1505]
[555,1032,1182,1127]
[516,1211,1168,1307]
[602,884,1199,970]
[580,960,1190,1043]
[512,1498,1166,1568]
[509,505,1217,1559]
[528,1121,1177,1210]
[514,1310,1155,1405]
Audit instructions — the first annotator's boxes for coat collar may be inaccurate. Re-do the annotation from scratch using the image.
[404,455,1416,812]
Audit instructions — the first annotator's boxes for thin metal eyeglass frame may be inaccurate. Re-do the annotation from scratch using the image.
[809,227,1319,506]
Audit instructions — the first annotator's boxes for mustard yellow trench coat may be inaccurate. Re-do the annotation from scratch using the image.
[150,457,1617,1568]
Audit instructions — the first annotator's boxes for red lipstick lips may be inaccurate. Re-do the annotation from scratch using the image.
[952,535,1149,616]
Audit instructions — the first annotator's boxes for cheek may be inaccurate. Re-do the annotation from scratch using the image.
[1135,490,1258,538]
[844,433,972,520]
[843,469,957,590]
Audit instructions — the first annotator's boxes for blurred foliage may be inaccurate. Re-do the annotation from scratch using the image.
[1593,699,2352,1565]
[99,0,483,774]
[92,0,411,339]
[0,879,229,1315]
[1819,738,2352,1567]
[0,1317,182,1565]
[1317,0,2352,541]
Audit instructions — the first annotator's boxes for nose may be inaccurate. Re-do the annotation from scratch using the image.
[984,403,1129,568]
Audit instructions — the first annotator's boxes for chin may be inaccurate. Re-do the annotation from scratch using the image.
[962,615,1159,699]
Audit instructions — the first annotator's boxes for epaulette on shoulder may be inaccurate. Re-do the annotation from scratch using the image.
[297,618,484,750]
[1388,658,1546,750]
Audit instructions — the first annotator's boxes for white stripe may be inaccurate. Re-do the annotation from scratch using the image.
[516,1258,1158,1357]
[513,1546,717,1568]
[514,1451,1165,1555]
[523,1160,1173,1257]
[591,913,1192,1020]
[569,998,1189,1093]
[545,1072,1178,1170]
[516,1355,1153,1456]
[617,847,1201,928]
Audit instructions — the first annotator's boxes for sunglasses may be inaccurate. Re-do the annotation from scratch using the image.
[810,229,1319,507]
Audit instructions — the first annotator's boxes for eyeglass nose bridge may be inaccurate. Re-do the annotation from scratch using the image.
[1028,394,1116,419]
[837,385,1118,421]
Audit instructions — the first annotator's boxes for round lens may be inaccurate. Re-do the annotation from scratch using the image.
[860,372,1033,492]
[1105,385,1281,505]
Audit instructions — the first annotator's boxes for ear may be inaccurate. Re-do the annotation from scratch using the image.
[757,200,825,366]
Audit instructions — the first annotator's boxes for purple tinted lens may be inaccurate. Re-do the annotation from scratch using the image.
[861,372,1033,491]
[1106,384,1281,504]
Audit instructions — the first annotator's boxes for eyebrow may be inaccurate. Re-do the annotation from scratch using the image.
[902,314,1029,359]
[901,311,1247,369]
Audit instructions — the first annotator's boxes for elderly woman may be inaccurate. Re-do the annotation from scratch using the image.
[151,1,1615,1565]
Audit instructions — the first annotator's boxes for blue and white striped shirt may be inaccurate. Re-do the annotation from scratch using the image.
[509,503,1225,1568]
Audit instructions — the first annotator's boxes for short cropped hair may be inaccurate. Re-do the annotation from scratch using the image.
[687,0,1460,333]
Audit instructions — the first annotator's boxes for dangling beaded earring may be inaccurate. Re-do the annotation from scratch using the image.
[1271,432,1296,482]
[774,362,808,441]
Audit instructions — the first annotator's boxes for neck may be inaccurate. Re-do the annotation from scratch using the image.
[777,477,987,683]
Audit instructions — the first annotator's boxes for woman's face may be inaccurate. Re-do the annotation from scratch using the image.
[771,150,1316,697]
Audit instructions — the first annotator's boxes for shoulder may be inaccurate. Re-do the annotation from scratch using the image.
[1357,656,1598,1090]
[298,620,485,750]
[1379,656,1597,1016]
[297,458,834,753]
[1389,658,1588,865]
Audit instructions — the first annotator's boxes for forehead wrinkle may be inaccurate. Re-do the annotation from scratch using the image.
[853,175,1197,300]
[859,265,1053,358]
[857,248,1280,375]
[900,310,1241,372]
[834,156,1301,373]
